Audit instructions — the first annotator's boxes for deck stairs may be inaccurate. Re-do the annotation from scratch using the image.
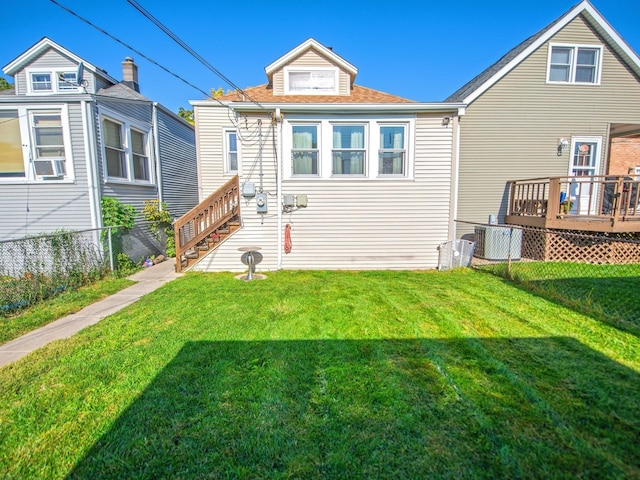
[173,176,241,272]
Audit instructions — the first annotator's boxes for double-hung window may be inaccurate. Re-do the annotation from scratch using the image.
[103,118,127,179]
[224,130,238,173]
[291,125,318,175]
[548,44,602,84]
[379,125,406,175]
[130,129,149,181]
[102,115,151,184]
[332,125,365,175]
[32,112,66,177]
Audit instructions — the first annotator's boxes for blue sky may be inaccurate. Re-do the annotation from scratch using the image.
[3,1,639,112]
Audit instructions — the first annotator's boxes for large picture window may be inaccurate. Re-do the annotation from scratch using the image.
[332,125,365,175]
[292,125,318,175]
[548,44,602,84]
[0,110,24,178]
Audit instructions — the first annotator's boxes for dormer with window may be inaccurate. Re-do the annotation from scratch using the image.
[3,38,119,96]
[265,39,358,96]
[27,69,80,94]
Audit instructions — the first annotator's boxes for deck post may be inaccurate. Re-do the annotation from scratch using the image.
[547,178,561,217]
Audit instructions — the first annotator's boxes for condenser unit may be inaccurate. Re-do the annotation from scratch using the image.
[474,225,522,261]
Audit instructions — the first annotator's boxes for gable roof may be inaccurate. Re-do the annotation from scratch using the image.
[264,38,358,85]
[216,83,414,104]
[2,37,118,84]
[445,0,640,104]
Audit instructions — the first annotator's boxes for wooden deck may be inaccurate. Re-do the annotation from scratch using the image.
[505,176,640,233]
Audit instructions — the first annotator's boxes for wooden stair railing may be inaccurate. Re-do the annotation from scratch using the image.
[173,175,240,272]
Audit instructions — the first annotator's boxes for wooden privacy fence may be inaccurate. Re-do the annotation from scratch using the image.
[173,176,240,272]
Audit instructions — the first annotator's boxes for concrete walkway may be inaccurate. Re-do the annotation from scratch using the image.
[0,259,183,368]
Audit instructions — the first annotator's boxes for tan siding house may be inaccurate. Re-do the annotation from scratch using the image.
[189,38,463,272]
[447,1,640,237]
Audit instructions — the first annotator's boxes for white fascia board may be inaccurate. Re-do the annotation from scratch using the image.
[3,37,119,84]
[264,38,358,79]
[191,101,466,114]
[462,0,640,105]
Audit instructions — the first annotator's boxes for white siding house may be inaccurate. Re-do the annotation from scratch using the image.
[190,39,464,272]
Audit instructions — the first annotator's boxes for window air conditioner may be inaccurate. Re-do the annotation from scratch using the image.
[474,225,522,261]
[34,159,65,178]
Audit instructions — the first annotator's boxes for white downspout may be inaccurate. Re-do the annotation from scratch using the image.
[153,103,163,205]
[450,107,465,239]
[82,99,100,230]
[276,108,283,270]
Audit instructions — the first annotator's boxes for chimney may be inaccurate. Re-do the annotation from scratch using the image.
[121,56,140,92]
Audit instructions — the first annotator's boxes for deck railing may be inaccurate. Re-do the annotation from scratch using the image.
[173,176,240,272]
[506,175,640,232]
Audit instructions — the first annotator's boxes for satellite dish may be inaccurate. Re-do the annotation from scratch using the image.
[76,62,84,85]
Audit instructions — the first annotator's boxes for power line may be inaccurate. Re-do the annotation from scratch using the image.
[126,0,266,110]
[49,0,216,104]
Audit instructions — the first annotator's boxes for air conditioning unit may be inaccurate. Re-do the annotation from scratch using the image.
[34,159,65,178]
[474,225,522,261]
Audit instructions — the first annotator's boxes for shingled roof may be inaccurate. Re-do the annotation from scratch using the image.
[215,84,415,104]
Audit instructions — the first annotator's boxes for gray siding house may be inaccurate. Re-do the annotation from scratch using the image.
[0,38,198,259]
[446,0,640,237]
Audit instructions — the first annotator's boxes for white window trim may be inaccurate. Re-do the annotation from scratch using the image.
[223,128,240,175]
[284,66,339,95]
[0,104,75,184]
[100,108,154,186]
[283,116,414,181]
[377,123,409,178]
[26,68,81,94]
[546,43,603,85]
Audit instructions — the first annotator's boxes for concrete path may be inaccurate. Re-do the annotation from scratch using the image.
[0,259,183,368]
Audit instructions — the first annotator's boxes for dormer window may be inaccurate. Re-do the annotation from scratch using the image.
[285,67,338,95]
[28,70,79,94]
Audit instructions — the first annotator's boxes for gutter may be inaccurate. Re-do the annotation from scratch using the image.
[190,100,466,114]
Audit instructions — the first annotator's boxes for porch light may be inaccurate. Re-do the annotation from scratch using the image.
[557,138,569,156]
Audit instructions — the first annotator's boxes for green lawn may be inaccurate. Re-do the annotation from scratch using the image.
[0,276,135,345]
[0,269,638,479]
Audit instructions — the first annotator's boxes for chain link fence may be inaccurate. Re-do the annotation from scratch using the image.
[455,221,640,328]
[0,228,115,316]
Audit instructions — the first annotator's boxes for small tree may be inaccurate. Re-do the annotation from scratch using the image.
[0,77,13,91]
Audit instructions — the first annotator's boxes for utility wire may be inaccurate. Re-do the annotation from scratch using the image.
[126,0,266,110]
[49,0,217,104]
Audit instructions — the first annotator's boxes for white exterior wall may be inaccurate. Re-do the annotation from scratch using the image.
[193,107,455,272]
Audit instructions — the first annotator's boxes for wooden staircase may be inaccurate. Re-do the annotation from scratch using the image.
[173,176,241,272]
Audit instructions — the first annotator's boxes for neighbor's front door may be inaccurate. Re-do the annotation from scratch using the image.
[569,137,601,215]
